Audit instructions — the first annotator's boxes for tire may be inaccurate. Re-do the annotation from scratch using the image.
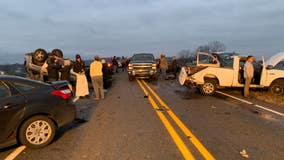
[51,49,63,58]
[269,80,284,95]
[199,79,217,96]
[128,76,134,81]
[19,115,56,148]
[152,74,158,81]
[32,49,48,66]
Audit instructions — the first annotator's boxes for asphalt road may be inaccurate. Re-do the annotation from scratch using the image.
[1,72,284,160]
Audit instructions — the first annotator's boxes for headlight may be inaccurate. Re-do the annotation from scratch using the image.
[128,64,133,70]
[152,63,157,70]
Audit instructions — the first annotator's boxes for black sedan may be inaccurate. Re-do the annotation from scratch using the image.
[0,75,76,149]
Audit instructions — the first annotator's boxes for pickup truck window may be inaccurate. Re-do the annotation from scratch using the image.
[198,54,217,64]
[274,60,284,70]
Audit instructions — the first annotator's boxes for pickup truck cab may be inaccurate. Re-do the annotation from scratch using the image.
[128,53,158,81]
[179,52,284,96]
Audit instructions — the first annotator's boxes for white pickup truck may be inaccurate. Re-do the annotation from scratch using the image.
[179,52,284,96]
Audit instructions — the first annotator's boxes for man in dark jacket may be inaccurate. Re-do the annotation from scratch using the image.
[59,59,72,82]
[172,56,178,79]
[47,57,61,82]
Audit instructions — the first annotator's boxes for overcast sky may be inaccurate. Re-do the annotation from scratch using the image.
[0,0,283,64]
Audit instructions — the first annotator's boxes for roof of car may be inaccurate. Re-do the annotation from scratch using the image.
[0,75,47,85]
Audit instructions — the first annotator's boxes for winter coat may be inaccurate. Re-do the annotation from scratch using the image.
[159,57,168,70]
[172,59,178,73]
[73,61,85,74]
[59,65,72,81]
[47,58,61,81]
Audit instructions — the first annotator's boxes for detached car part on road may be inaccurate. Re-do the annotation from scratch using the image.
[0,75,76,149]
[128,53,158,81]
[179,52,284,96]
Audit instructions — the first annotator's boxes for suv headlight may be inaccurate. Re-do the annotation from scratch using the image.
[152,63,157,70]
[128,64,133,70]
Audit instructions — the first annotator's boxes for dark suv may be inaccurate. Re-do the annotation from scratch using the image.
[128,53,158,81]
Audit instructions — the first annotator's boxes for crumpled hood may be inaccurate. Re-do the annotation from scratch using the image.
[266,52,284,67]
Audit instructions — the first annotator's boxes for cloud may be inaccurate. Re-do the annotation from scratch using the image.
[0,0,283,63]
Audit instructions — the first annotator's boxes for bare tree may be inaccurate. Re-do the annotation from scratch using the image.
[208,41,226,52]
[197,45,210,53]
[196,41,226,53]
[178,50,191,59]
[177,49,196,64]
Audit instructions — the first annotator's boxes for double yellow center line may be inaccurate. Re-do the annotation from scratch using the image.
[136,79,215,160]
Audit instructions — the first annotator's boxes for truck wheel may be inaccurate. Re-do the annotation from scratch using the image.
[128,76,134,81]
[19,115,56,148]
[269,80,284,95]
[199,79,217,96]
[152,75,158,81]
[32,49,48,66]
[51,49,63,58]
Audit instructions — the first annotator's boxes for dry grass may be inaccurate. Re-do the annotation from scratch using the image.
[250,90,284,107]
[221,88,284,107]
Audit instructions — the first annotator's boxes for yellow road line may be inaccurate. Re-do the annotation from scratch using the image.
[4,146,26,160]
[136,79,195,160]
[142,80,215,160]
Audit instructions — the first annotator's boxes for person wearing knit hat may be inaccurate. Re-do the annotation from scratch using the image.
[72,54,89,102]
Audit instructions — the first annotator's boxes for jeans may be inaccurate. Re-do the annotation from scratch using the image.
[91,76,104,99]
[244,77,252,97]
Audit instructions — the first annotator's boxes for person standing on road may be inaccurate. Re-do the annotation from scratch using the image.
[90,55,104,100]
[59,59,72,82]
[72,54,89,102]
[47,57,61,82]
[112,56,119,73]
[159,54,168,80]
[244,55,254,98]
[121,56,127,72]
[172,56,178,79]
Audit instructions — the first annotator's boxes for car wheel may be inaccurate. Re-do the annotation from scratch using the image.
[19,115,56,148]
[51,49,63,58]
[32,49,48,66]
[199,79,217,96]
[269,80,284,95]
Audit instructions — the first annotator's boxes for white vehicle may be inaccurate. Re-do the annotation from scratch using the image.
[179,52,284,96]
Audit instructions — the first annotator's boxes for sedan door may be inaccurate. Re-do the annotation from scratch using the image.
[0,81,26,144]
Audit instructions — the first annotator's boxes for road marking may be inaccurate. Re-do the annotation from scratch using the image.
[216,91,284,117]
[4,146,26,160]
[136,79,195,160]
[142,80,215,160]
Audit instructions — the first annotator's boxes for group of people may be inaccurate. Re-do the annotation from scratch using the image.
[158,54,178,80]
[73,54,105,102]
[111,56,129,73]
[46,54,105,102]
[47,53,254,100]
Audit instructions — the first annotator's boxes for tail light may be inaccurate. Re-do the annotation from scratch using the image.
[51,89,72,100]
